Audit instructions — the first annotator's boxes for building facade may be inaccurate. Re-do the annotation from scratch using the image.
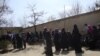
[0,27,23,35]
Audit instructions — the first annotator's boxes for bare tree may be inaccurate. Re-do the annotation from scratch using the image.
[0,18,7,26]
[88,6,96,12]
[67,3,82,16]
[87,0,100,12]
[0,0,12,27]
[20,16,28,28]
[5,19,13,27]
[95,0,100,10]
[28,4,44,33]
[58,2,81,29]
[59,12,67,18]
[47,15,56,22]
[58,2,82,18]
[58,5,67,18]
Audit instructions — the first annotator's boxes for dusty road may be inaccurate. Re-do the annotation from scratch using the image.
[0,44,100,56]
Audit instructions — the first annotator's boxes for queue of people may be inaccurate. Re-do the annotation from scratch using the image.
[42,24,100,56]
[43,24,83,56]
[1,33,27,49]
[0,24,100,56]
[83,24,100,49]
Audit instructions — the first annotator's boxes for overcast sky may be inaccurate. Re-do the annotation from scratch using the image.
[7,0,97,27]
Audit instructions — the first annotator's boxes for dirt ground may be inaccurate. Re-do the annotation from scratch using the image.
[0,44,100,56]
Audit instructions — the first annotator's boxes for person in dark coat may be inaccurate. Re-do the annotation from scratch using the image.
[12,34,17,49]
[66,32,72,48]
[16,34,23,49]
[98,25,100,39]
[53,29,61,52]
[39,31,43,41]
[21,33,27,49]
[51,31,55,38]
[43,28,53,56]
[61,28,69,51]
[91,26,99,49]
[72,24,83,53]
[96,25,100,48]
[26,32,31,43]
[35,31,39,41]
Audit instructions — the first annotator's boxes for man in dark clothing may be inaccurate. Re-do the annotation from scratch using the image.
[72,24,83,53]
[35,31,39,41]
[43,28,53,56]
[51,31,55,38]
[12,34,17,49]
[61,28,69,51]
[66,32,72,48]
[53,29,61,52]
[96,25,100,49]
[21,33,27,49]
[16,34,23,49]
[98,25,100,39]
[39,31,43,42]
[90,26,98,49]
[26,32,31,43]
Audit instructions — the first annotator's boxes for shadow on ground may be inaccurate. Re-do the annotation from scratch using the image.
[54,51,60,55]
[12,49,24,53]
[61,50,69,55]
[54,50,69,55]
[0,49,13,54]
[75,53,83,56]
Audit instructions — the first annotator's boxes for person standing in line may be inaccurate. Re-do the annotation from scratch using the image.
[83,24,88,45]
[87,25,94,49]
[26,32,31,43]
[72,24,83,53]
[53,29,61,52]
[35,31,39,41]
[98,25,100,39]
[21,33,27,49]
[83,24,88,35]
[12,34,17,49]
[60,28,69,51]
[66,31,72,49]
[39,31,43,41]
[16,34,23,49]
[97,25,100,48]
[91,26,99,49]
[43,28,53,56]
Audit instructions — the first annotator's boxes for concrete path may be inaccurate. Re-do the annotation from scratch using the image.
[0,44,100,56]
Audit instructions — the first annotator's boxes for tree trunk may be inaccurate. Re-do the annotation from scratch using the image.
[34,25,37,34]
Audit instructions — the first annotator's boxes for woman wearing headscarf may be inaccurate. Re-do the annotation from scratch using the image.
[16,34,23,49]
[43,28,53,56]
[91,26,99,49]
[72,24,83,53]
[98,25,100,39]
[87,25,94,49]
[53,29,61,52]
[61,28,69,51]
